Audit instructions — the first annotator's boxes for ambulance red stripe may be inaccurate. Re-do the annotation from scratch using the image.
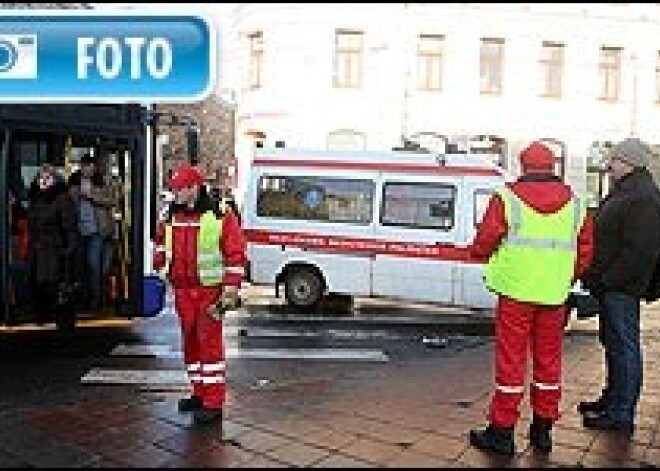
[252,158,501,177]
[244,229,483,264]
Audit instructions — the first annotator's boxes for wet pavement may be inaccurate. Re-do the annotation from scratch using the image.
[2,289,660,467]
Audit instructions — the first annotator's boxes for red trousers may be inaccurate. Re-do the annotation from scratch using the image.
[174,287,225,409]
[489,296,566,428]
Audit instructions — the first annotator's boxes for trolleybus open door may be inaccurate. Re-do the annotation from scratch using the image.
[0,104,150,326]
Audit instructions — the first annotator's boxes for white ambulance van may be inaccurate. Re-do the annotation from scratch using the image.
[241,146,519,314]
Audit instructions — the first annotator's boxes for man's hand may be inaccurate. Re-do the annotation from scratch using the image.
[207,286,240,321]
[220,285,240,311]
[206,302,224,321]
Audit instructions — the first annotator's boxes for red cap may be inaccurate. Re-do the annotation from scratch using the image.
[519,141,555,171]
[168,164,204,191]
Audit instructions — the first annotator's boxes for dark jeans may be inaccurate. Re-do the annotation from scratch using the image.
[80,234,113,309]
[598,291,642,424]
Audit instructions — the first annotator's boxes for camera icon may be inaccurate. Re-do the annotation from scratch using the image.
[0,34,38,79]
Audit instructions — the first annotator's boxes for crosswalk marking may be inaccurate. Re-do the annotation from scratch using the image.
[109,344,389,362]
[81,369,187,385]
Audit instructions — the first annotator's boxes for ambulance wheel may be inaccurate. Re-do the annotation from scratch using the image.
[284,268,324,310]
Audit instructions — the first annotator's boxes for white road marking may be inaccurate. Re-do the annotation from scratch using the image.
[109,344,389,362]
[81,368,187,385]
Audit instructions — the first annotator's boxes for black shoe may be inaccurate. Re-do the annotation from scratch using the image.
[178,396,203,413]
[582,412,634,436]
[193,407,223,426]
[577,397,608,415]
[529,415,552,453]
[469,424,515,456]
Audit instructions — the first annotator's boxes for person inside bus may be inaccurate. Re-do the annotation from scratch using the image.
[68,154,117,311]
[8,188,29,320]
[153,164,247,427]
[26,164,78,327]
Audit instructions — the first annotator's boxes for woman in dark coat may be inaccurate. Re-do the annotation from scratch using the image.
[27,164,79,329]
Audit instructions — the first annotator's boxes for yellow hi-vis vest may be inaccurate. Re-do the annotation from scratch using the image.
[159,210,224,287]
[484,187,586,306]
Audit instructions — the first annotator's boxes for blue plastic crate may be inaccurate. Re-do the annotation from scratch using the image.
[143,275,166,317]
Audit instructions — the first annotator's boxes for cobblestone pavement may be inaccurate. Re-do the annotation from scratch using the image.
[2,300,660,468]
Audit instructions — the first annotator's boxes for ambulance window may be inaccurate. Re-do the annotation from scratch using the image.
[257,175,374,224]
[381,182,456,230]
[474,189,494,227]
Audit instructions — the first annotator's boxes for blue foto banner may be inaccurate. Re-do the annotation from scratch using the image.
[0,10,215,102]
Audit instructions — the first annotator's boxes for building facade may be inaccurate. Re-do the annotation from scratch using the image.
[220,3,660,205]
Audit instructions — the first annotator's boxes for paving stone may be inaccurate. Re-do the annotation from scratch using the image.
[338,437,403,465]
[232,428,294,454]
[312,453,373,468]
[264,441,331,467]
[409,433,469,461]
[109,443,178,468]
[385,449,454,468]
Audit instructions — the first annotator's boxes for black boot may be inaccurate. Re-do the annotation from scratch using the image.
[469,424,515,456]
[178,395,203,413]
[529,415,552,453]
[193,407,223,426]
[577,397,608,415]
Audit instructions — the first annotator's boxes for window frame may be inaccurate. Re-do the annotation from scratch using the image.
[256,174,375,225]
[540,41,564,99]
[379,181,457,231]
[417,33,444,92]
[333,29,364,89]
[248,31,263,90]
[599,46,622,102]
[480,37,505,96]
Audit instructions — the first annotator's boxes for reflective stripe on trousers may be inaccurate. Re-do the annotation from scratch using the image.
[489,296,565,428]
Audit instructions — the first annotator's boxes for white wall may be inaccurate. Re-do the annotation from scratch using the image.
[218,3,660,203]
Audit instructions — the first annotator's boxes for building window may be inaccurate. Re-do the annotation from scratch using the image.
[334,30,363,88]
[381,182,456,231]
[656,51,660,103]
[599,46,622,102]
[417,34,444,91]
[327,129,366,151]
[257,175,374,224]
[540,42,564,98]
[480,38,504,95]
[248,31,263,90]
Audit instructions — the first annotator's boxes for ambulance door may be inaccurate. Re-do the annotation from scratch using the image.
[458,177,500,310]
[371,175,458,304]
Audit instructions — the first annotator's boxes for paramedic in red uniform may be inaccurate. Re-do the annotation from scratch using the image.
[468,142,594,455]
[153,164,247,426]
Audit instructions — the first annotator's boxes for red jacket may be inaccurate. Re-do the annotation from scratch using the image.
[470,174,594,281]
[153,208,247,289]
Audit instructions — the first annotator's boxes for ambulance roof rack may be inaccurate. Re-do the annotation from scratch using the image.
[391,138,431,153]
[253,146,508,177]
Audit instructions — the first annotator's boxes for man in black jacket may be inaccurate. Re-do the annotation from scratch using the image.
[580,137,660,436]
